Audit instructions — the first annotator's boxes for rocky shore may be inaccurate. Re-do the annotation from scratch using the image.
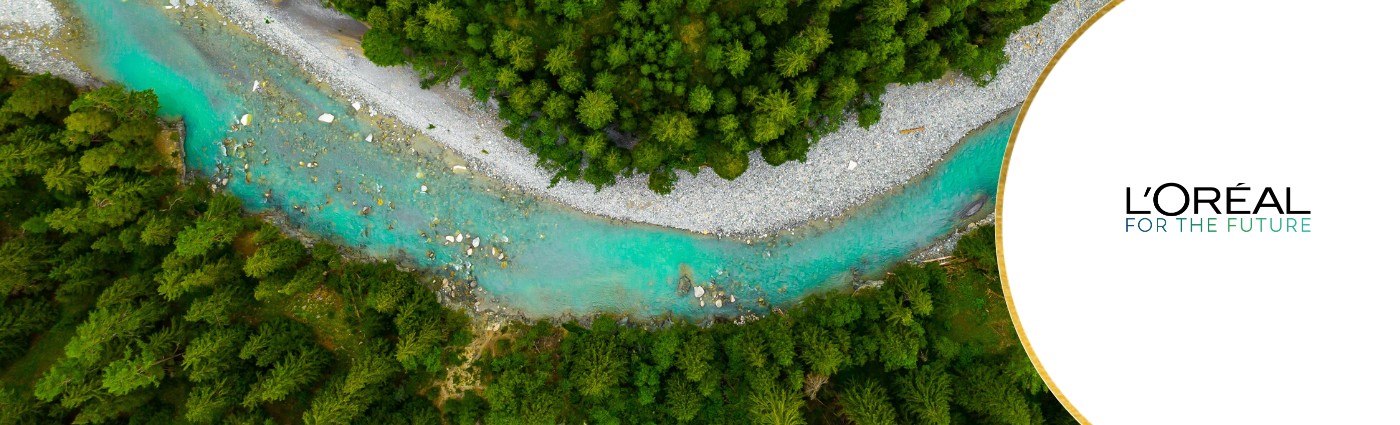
[202,0,1111,236]
[0,0,98,86]
[4,0,1110,237]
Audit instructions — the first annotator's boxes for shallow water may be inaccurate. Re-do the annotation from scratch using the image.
[70,0,1012,317]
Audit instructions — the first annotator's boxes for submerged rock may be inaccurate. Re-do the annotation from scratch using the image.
[693,286,705,298]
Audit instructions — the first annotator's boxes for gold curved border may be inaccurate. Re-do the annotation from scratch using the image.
[995,1,1124,424]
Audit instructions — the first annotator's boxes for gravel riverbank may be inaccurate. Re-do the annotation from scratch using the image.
[0,0,98,86]
[7,0,1109,237]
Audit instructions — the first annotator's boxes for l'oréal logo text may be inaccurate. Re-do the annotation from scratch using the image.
[1124,183,1311,233]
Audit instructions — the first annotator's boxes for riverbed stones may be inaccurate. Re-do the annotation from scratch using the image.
[195,0,1111,236]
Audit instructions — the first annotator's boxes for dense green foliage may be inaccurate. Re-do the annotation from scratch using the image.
[0,59,469,424]
[456,225,1069,424]
[0,59,1066,423]
[329,0,1055,193]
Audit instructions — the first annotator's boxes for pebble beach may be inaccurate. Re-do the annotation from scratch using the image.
[2,0,1110,236]
[0,0,97,86]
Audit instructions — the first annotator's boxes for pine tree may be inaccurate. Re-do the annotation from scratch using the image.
[0,385,43,424]
[797,326,845,376]
[304,346,399,424]
[748,379,805,425]
[688,86,713,114]
[100,347,166,395]
[419,1,462,48]
[576,90,616,130]
[242,347,327,407]
[664,377,702,422]
[953,364,1039,425]
[65,301,166,366]
[157,258,237,300]
[184,381,236,423]
[842,381,898,425]
[184,286,244,324]
[570,338,624,398]
[544,46,575,76]
[650,112,695,149]
[875,323,924,371]
[172,216,242,259]
[674,332,713,385]
[239,318,312,367]
[1,73,75,119]
[762,319,796,368]
[183,326,247,383]
[243,238,305,278]
[0,297,55,362]
[896,366,953,425]
[726,41,751,77]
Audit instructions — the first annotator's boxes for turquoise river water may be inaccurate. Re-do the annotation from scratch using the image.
[69,0,1013,318]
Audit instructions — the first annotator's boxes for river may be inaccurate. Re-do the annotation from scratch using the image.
[69,0,1013,318]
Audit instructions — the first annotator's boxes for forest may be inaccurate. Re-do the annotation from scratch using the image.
[0,59,1069,424]
[327,0,1055,193]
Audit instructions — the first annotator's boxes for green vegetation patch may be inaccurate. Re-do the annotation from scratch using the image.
[331,0,1054,193]
[0,58,470,424]
[461,225,1070,424]
[0,58,1066,423]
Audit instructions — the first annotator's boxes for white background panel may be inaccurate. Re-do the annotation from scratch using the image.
[1001,1,1400,423]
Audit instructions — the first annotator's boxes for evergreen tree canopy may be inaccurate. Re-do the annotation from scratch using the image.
[0,59,1069,424]
[330,0,1054,192]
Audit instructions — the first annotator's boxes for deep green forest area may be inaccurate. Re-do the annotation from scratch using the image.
[0,59,1068,424]
[328,0,1054,193]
